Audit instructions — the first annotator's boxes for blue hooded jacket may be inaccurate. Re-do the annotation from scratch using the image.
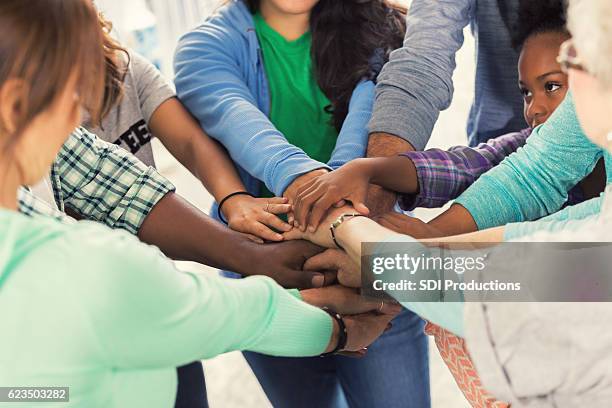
[174,0,374,206]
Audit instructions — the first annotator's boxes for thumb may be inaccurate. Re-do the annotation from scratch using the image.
[282,228,305,241]
[303,249,343,271]
[349,193,370,216]
[291,269,326,289]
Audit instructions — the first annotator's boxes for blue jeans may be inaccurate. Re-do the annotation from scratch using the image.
[175,361,208,408]
[244,309,430,408]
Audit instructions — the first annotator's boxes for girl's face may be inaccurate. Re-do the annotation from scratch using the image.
[261,0,319,15]
[0,72,82,186]
[518,32,570,128]
[570,68,612,149]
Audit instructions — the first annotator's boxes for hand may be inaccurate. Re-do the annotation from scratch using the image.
[283,169,329,224]
[222,195,292,243]
[283,206,353,248]
[304,249,361,288]
[251,240,334,289]
[325,312,397,356]
[293,159,372,232]
[301,285,402,315]
[374,212,443,239]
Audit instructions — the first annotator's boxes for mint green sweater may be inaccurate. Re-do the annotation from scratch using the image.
[455,94,612,236]
[0,210,331,407]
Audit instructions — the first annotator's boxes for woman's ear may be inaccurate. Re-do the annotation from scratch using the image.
[0,78,27,136]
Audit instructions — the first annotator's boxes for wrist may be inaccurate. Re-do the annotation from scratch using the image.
[325,318,340,354]
[228,237,261,275]
[335,216,370,251]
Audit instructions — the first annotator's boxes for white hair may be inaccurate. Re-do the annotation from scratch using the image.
[568,0,612,89]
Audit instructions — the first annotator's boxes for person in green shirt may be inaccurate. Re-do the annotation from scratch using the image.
[175,1,432,407]
[0,1,399,407]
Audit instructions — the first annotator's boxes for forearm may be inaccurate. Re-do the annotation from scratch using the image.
[428,203,479,236]
[421,226,505,245]
[149,98,246,202]
[366,133,415,215]
[138,192,257,272]
[367,156,419,193]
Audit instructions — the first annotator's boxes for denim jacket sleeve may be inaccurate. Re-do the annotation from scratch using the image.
[174,23,330,196]
[327,80,375,169]
[369,0,475,150]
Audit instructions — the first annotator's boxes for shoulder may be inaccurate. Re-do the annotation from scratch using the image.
[176,1,253,53]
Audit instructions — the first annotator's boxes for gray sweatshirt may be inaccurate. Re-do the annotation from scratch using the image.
[370,0,524,148]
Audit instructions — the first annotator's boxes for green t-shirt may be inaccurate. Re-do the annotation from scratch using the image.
[253,12,338,197]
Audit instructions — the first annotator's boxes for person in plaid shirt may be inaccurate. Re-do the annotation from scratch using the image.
[19,127,329,408]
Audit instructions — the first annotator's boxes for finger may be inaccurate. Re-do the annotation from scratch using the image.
[287,209,295,226]
[303,249,344,271]
[347,191,370,216]
[307,194,342,232]
[323,270,338,286]
[285,269,326,289]
[282,227,305,241]
[266,203,292,215]
[333,200,347,208]
[294,185,324,230]
[267,196,289,204]
[244,233,264,244]
[345,313,395,351]
[251,222,284,242]
[378,300,404,316]
[352,201,370,216]
[261,212,293,232]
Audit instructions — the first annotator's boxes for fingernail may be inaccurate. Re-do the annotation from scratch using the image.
[275,234,284,241]
[308,226,315,233]
[311,274,324,288]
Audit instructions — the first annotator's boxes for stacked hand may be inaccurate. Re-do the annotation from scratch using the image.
[223,195,293,243]
[301,285,402,356]
[292,160,372,232]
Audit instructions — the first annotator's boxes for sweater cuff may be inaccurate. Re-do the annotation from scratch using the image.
[454,176,520,231]
[255,284,332,356]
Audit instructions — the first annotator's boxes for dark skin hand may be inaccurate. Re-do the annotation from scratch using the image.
[365,133,415,216]
[293,156,420,231]
[138,192,329,289]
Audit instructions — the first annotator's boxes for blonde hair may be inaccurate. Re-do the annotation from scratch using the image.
[568,0,612,88]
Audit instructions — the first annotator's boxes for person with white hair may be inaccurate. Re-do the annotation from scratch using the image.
[287,1,612,405]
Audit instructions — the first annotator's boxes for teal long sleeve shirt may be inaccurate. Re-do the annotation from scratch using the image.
[455,94,612,231]
[0,210,332,408]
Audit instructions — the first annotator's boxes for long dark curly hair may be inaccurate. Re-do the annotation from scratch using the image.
[242,0,406,131]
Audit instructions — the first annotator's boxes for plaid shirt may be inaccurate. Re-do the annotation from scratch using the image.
[19,127,175,234]
[399,128,584,210]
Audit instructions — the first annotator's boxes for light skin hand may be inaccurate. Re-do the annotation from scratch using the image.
[283,206,354,248]
[221,195,292,243]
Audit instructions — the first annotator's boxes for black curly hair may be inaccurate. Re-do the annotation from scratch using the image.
[505,0,569,50]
